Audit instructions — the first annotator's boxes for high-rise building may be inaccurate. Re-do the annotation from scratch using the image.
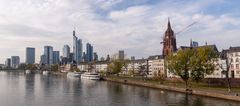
[131,56,135,60]
[5,58,11,68]
[162,18,177,56]
[40,55,46,65]
[53,51,60,64]
[63,45,70,58]
[86,43,93,62]
[82,52,86,62]
[94,52,98,61]
[73,30,83,64]
[69,53,74,63]
[26,47,35,64]
[77,39,83,63]
[11,56,20,69]
[44,46,53,65]
[190,39,199,47]
[106,54,110,61]
[119,50,124,60]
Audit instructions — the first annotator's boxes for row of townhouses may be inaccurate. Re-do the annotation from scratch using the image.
[75,46,240,79]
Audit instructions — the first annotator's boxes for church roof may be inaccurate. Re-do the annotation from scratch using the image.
[179,45,219,52]
[228,46,240,52]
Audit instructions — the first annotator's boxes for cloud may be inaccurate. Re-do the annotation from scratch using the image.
[0,0,240,63]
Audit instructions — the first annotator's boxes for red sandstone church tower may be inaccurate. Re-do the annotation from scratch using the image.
[162,19,177,56]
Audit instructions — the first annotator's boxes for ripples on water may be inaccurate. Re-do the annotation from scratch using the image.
[0,71,239,106]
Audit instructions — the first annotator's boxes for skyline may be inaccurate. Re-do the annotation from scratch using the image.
[1,0,240,63]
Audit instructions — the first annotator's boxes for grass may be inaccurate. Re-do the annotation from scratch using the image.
[107,75,240,94]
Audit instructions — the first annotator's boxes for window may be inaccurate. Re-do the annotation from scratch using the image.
[231,64,234,69]
[236,58,239,62]
[236,53,239,56]
[236,64,239,69]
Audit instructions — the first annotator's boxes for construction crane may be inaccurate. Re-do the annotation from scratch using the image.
[160,21,197,44]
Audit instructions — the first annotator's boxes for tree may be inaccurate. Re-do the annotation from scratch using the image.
[166,48,194,89]
[166,47,218,89]
[50,64,59,72]
[217,50,232,93]
[190,47,218,83]
[70,65,80,72]
[26,64,37,70]
[108,59,125,74]
[18,63,27,70]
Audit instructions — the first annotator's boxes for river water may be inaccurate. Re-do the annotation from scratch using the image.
[0,71,239,106]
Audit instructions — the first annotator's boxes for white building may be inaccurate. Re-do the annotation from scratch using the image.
[78,61,110,72]
[226,47,240,78]
[148,55,165,78]
[124,59,146,75]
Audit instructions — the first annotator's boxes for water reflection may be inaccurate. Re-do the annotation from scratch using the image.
[0,71,239,106]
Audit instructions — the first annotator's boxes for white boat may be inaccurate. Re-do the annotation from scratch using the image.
[67,72,81,78]
[81,72,100,80]
[43,71,50,75]
[25,70,31,74]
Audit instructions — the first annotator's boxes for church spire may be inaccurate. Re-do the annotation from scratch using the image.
[167,17,172,31]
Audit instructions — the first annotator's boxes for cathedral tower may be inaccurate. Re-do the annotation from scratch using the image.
[162,19,177,56]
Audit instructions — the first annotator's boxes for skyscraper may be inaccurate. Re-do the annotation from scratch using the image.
[11,56,20,69]
[162,18,177,56]
[53,51,60,64]
[190,39,199,47]
[26,47,35,64]
[40,55,46,65]
[44,46,53,65]
[86,43,93,62]
[73,30,83,64]
[82,52,86,62]
[94,52,98,61]
[119,50,124,60]
[77,39,83,63]
[63,45,70,58]
[5,58,11,68]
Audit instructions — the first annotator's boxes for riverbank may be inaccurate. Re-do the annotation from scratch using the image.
[105,76,240,102]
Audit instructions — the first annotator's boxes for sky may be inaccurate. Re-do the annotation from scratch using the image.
[0,0,240,63]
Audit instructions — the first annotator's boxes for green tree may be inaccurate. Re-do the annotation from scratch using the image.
[108,59,129,75]
[18,63,27,70]
[191,47,218,83]
[70,65,80,72]
[166,47,218,89]
[26,64,37,70]
[166,48,194,88]
[50,64,59,72]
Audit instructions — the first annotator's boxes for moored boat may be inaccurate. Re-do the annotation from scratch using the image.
[43,71,50,75]
[67,72,81,78]
[25,70,31,74]
[81,72,100,80]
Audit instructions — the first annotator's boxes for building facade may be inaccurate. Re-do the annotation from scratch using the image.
[53,51,60,64]
[86,43,93,62]
[26,47,35,64]
[227,47,240,78]
[63,45,70,58]
[11,56,20,69]
[94,52,98,61]
[44,46,53,65]
[119,50,124,60]
[148,55,165,78]
[73,30,83,64]
[5,58,11,68]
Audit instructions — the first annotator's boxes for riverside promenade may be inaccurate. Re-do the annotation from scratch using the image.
[105,76,240,102]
